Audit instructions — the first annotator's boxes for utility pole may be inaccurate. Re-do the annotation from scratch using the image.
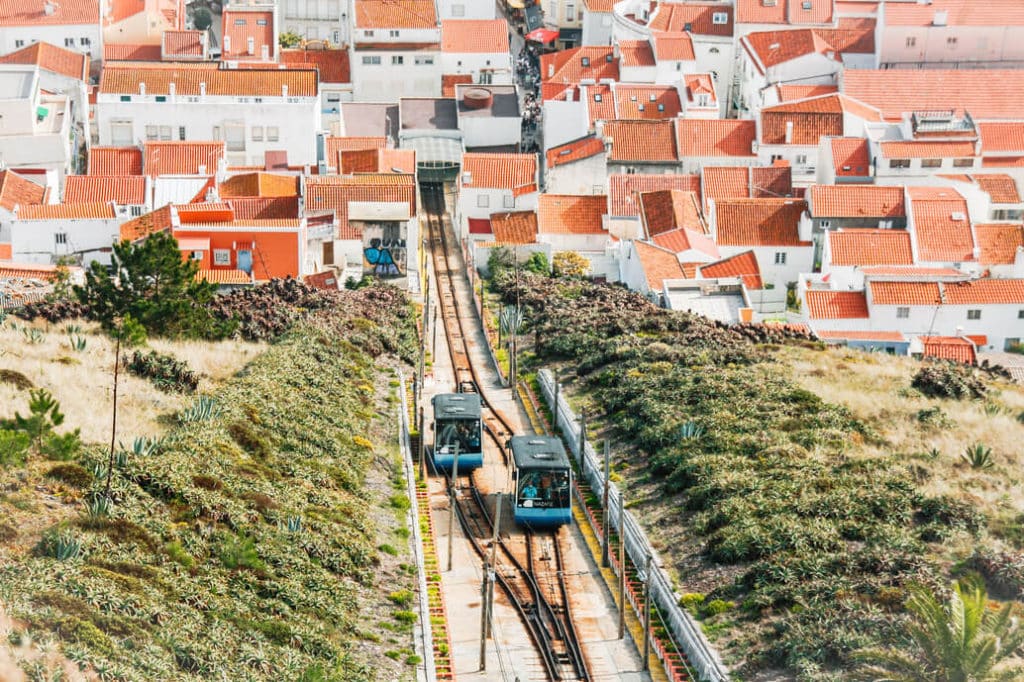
[618,487,626,640]
[418,407,426,482]
[481,492,502,670]
[601,440,611,567]
[479,565,490,671]
[432,305,438,360]
[447,443,460,572]
[642,554,653,671]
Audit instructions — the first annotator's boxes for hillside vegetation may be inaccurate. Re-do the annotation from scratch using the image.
[496,273,1024,681]
[0,285,421,680]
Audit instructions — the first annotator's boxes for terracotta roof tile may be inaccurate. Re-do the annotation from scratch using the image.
[379,148,416,174]
[777,84,838,101]
[219,172,299,198]
[868,280,941,305]
[703,167,750,210]
[634,241,686,290]
[197,269,251,285]
[442,73,473,97]
[16,202,116,220]
[0,42,88,80]
[120,204,173,241]
[442,19,509,53]
[884,0,1024,27]
[355,0,438,29]
[144,141,225,176]
[649,3,734,36]
[828,229,913,266]
[604,120,678,163]
[830,137,870,176]
[618,40,656,67]
[0,170,47,211]
[538,194,607,235]
[100,65,318,97]
[714,199,809,246]
[490,210,538,244]
[64,176,146,205]
[639,190,705,237]
[684,73,717,106]
[163,30,207,59]
[974,223,1024,265]
[809,185,906,218]
[942,278,1024,304]
[752,164,793,198]
[677,119,756,157]
[817,17,875,54]
[698,250,762,289]
[222,10,275,60]
[104,44,163,61]
[0,243,10,260]
[744,29,838,69]
[324,136,387,172]
[880,140,976,159]
[651,227,718,258]
[608,173,701,217]
[908,188,975,262]
[614,85,683,120]
[88,146,143,176]
[462,153,537,194]
[304,173,416,228]
[541,47,618,86]
[0,0,99,26]
[816,330,906,342]
[338,148,379,174]
[0,261,66,279]
[921,336,976,365]
[843,70,1024,121]
[227,196,300,220]
[546,136,605,168]
[651,32,695,61]
[861,266,965,278]
[281,48,350,83]
[584,0,616,10]
[585,84,616,125]
[973,175,1020,204]
[979,122,1024,154]
[805,289,869,318]
[760,94,880,145]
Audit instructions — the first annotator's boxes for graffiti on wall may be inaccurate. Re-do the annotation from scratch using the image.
[362,222,406,277]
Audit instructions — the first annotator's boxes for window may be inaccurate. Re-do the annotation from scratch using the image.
[213,249,231,266]
[582,56,590,67]
[947,36,958,46]
[889,159,911,169]
[906,37,916,48]
[953,158,974,168]
[593,93,602,102]
[452,4,465,16]
[190,251,204,261]
[1019,310,1024,319]
[921,158,942,168]
[967,309,981,320]
[477,194,490,208]
[179,126,186,140]
[225,125,245,152]
[252,126,264,141]
[55,233,67,245]
[503,194,514,209]
[128,205,142,217]
[256,18,267,25]
[566,4,575,21]
[212,125,221,140]
[80,37,90,46]
[774,252,786,265]
[155,95,167,103]
[415,56,434,65]
[362,55,381,65]
[795,154,808,165]
[64,38,74,47]
[234,18,246,25]
[14,40,23,48]
[392,56,404,65]
[820,220,831,228]
[120,95,131,102]
[709,47,719,54]
[896,306,910,319]
[145,125,158,140]
[266,126,279,142]
[390,30,400,37]
[159,126,172,140]
[110,120,132,145]
[712,12,728,24]
[363,30,374,37]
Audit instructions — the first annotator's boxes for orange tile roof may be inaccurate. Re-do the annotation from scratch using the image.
[884,0,1024,27]
[614,85,683,120]
[64,175,146,205]
[355,0,438,29]
[973,174,1021,204]
[618,40,656,67]
[462,153,537,194]
[228,196,300,220]
[219,172,299,198]
[753,164,793,198]
[651,226,718,257]
[828,229,913,266]
[698,250,763,289]
[442,73,473,97]
[490,210,538,244]
[816,330,906,342]
[744,29,838,69]
[703,166,750,210]
[304,173,417,226]
[737,0,786,23]
[0,243,10,260]
[651,32,695,61]
[809,185,906,218]
[979,122,1024,154]
[805,289,869,318]
[120,204,173,241]
[861,266,965,278]
[843,70,1024,121]
[197,269,251,285]
[639,190,705,237]
[280,48,350,83]
[776,84,839,101]
[604,120,678,163]
[609,173,701,217]
[817,17,875,54]
[104,44,163,61]
[584,0,616,10]
[0,42,88,80]
[324,136,387,171]
[222,10,274,60]
[634,241,686,290]
[585,84,616,125]
[163,30,206,58]
[100,65,318,97]
[0,0,99,26]
[677,119,757,158]
[942,278,1024,304]
[761,94,880,145]
[442,19,509,53]
[546,136,605,168]
[378,148,416,174]
[538,194,608,235]
[541,47,618,86]
[0,170,47,211]
[714,199,809,246]
[684,73,717,105]
[869,280,941,305]
[0,261,66,279]
[16,202,116,220]
[88,146,143,176]
[338,148,380,174]
[830,137,870,176]
[974,223,1024,265]
[982,156,1024,169]
[880,141,976,159]
[909,189,975,262]
[921,336,976,365]
[144,141,225,176]
[649,3,734,36]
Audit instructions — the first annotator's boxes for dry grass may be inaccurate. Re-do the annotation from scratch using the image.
[778,345,1024,521]
[0,319,265,445]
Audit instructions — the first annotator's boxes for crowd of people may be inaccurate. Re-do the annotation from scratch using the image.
[517,45,543,153]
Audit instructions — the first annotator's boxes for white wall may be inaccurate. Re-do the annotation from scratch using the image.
[877,22,1024,68]
[439,51,513,85]
[437,0,495,20]
[692,38,733,117]
[618,240,652,296]
[282,0,346,44]
[719,244,813,290]
[545,154,607,194]
[351,49,442,100]
[758,143,819,183]
[456,187,540,240]
[0,25,101,57]
[9,217,122,266]
[542,99,590,151]
[581,9,613,46]
[460,116,521,149]
[870,302,1024,351]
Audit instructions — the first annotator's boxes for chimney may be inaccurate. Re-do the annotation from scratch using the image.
[247,36,255,55]
[260,44,269,60]
[785,120,794,144]
[282,84,288,97]
[43,2,55,15]
[200,82,206,97]
[933,10,948,26]
[139,82,146,95]
[168,82,175,97]
[224,35,231,53]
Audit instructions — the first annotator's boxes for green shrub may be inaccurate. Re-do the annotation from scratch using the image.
[389,493,411,511]
[679,593,706,613]
[393,610,416,624]
[701,599,735,617]
[218,533,265,572]
[126,350,199,393]
[37,528,83,561]
[388,590,414,607]
[911,362,987,400]
[0,429,30,467]
[961,443,995,469]
[165,541,194,568]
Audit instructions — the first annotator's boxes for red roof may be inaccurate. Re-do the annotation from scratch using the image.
[163,30,206,58]
[220,172,299,198]
[442,19,509,53]
[979,122,1024,154]
[880,141,976,159]
[634,241,685,290]
[608,173,701,217]
[677,119,756,157]
[651,227,718,258]
[100,65,318,97]
[974,223,1024,265]
[324,136,387,172]
[304,174,417,229]
[649,3,734,36]
[16,202,116,220]
[228,196,300,220]
[830,137,870,176]
[972,175,1021,204]
[714,199,809,246]
[541,47,618,87]
[222,10,274,60]
[651,32,695,61]
[144,141,225,176]
[618,40,657,67]
[614,85,683,120]
[538,194,608,235]
[604,120,678,163]
[816,330,906,342]
[462,153,537,195]
[703,165,794,211]
[942,278,1024,305]
[442,73,473,97]
[809,185,906,218]
[0,0,99,26]
[104,44,162,61]
[64,176,146,205]
[744,29,839,69]
[546,136,605,168]
[0,243,10,260]
[490,211,538,244]
[355,0,438,29]
[120,204,173,241]
[908,187,975,262]
[777,84,839,101]
[639,190,706,238]
[869,280,941,305]
[843,70,1024,121]
[699,250,763,289]
[0,42,88,80]
[805,289,869,318]
[921,336,976,365]
[0,170,46,211]
[88,146,143,176]
[737,0,835,24]
[760,94,880,145]
[828,229,914,266]
[280,48,351,83]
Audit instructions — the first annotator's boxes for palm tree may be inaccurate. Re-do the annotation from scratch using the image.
[852,576,1024,682]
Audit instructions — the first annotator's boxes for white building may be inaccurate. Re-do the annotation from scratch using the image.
[457,153,539,241]
[440,20,513,86]
[281,0,347,44]
[456,85,521,151]
[581,0,614,46]
[738,29,842,118]
[95,65,321,167]
[709,198,813,289]
[350,0,441,101]
[544,136,606,194]
[0,0,102,57]
[437,0,495,21]
[0,66,77,182]
[2,202,122,266]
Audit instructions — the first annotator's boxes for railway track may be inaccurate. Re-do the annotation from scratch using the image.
[421,182,590,681]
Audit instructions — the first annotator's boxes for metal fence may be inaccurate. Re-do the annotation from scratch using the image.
[537,369,730,682]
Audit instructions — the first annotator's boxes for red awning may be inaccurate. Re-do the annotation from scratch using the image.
[525,28,559,43]
[468,218,493,235]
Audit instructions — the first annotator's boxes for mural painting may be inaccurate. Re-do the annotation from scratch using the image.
[362,221,406,277]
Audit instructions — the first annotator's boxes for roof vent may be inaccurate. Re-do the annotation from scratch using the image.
[801,0,813,9]
[605,53,613,62]
[582,56,590,67]
[139,82,146,95]
[197,164,207,175]
[951,211,965,221]
[527,439,546,445]
[649,93,656,102]
[462,171,473,184]
[769,42,781,50]
[593,93,602,102]
[43,2,55,15]
[532,452,555,459]
[762,0,777,5]
[200,82,207,96]
[684,22,693,31]
[224,35,231,53]
[933,10,948,25]
[638,104,645,111]
[463,88,493,110]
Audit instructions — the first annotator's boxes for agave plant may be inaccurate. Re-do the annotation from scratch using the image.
[679,420,706,440]
[961,443,995,470]
[62,323,83,335]
[21,327,44,344]
[46,531,83,561]
[126,435,162,457]
[179,396,222,424]
[85,495,112,519]
[67,334,87,351]
[285,516,303,533]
